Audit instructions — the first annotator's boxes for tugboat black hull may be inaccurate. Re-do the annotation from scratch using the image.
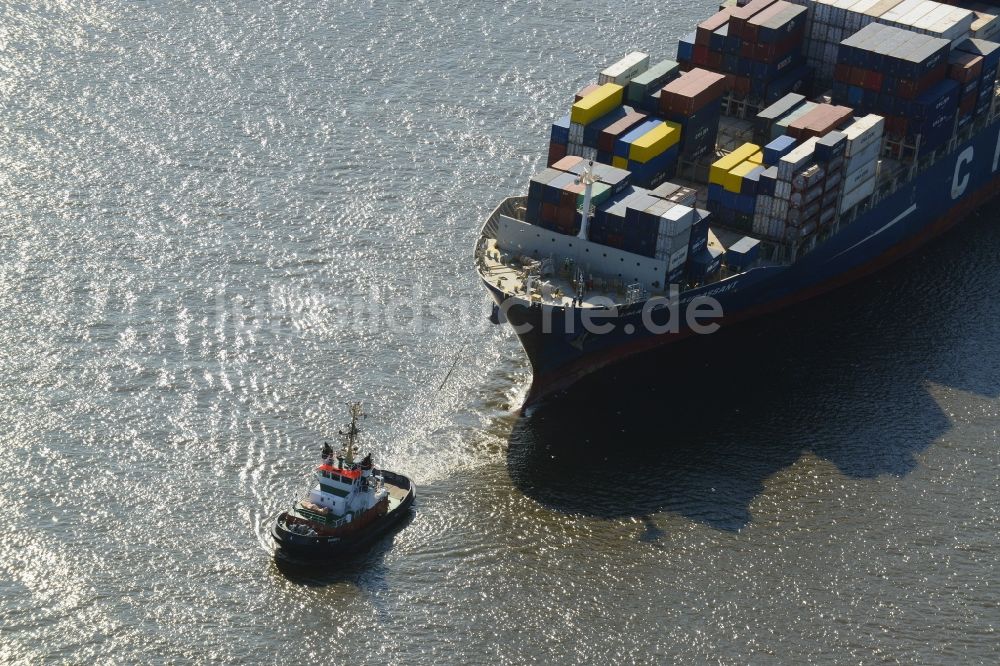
[271,471,415,561]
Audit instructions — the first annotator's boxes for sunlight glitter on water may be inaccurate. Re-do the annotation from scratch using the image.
[1,0,999,663]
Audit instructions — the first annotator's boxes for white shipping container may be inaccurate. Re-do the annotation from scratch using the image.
[843,114,885,156]
[865,0,906,19]
[838,178,877,213]
[815,2,832,24]
[779,137,820,180]
[826,169,844,192]
[972,9,1000,41]
[569,144,597,160]
[656,225,691,253]
[659,204,695,237]
[880,0,928,24]
[774,198,790,219]
[845,138,881,172]
[916,5,975,42]
[598,52,650,86]
[844,158,878,191]
[824,41,839,63]
[896,1,941,28]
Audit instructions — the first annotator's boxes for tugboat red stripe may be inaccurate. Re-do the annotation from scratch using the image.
[317,464,361,479]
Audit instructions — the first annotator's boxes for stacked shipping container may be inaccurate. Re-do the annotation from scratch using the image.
[753,128,851,240]
[523,156,716,284]
[789,0,979,84]
[679,0,811,104]
[707,143,766,229]
[525,158,631,235]
[658,68,728,160]
[545,54,694,187]
[839,114,885,211]
[529,0,1000,284]
[831,22,967,149]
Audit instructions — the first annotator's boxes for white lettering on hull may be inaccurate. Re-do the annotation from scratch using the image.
[952,146,974,199]
[994,127,1000,172]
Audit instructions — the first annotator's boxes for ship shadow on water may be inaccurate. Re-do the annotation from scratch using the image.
[506,209,1000,533]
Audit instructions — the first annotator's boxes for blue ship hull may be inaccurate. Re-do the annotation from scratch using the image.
[486,120,1000,406]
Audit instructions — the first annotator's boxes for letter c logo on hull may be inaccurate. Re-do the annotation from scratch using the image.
[952,147,974,200]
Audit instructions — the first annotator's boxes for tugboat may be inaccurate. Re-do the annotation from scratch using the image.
[271,403,415,559]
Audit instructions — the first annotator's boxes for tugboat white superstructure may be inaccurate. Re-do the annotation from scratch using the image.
[272,403,415,559]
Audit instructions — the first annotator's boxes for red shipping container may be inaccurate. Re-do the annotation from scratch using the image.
[541,202,558,223]
[960,90,977,115]
[693,45,711,67]
[750,28,804,63]
[556,204,575,226]
[834,63,851,83]
[849,67,866,87]
[734,76,752,97]
[551,155,584,172]
[707,50,724,70]
[555,218,578,235]
[896,77,918,100]
[598,110,648,153]
[659,68,728,116]
[696,9,732,47]
[885,115,908,138]
[787,104,853,140]
[948,52,983,84]
[862,70,883,92]
[919,62,947,96]
[547,141,568,166]
[729,0,780,39]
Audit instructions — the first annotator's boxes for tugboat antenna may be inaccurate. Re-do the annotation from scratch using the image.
[338,402,365,465]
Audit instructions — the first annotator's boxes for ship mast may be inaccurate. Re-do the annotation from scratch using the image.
[576,160,596,241]
[338,402,365,465]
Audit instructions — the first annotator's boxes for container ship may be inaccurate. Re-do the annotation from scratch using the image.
[475,0,1000,406]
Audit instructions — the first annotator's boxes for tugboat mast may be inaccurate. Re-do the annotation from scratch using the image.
[338,402,365,465]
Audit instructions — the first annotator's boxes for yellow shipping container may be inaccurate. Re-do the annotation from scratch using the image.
[749,151,764,164]
[709,143,761,185]
[570,83,625,126]
[612,156,628,169]
[722,160,761,193]
[628,121,682,163]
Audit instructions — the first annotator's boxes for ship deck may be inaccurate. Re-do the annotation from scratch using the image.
[387,482,409,511]
[481,238,656,308]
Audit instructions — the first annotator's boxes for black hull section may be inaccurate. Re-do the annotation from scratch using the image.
[483,119,1000,407]
[271,472,415,561]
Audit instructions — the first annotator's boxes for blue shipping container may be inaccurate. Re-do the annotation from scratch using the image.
[726,236,761,270]
[688,210,711,255]
[677,31,695,62]
[764,135,797,165]
[551,115,570,144]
